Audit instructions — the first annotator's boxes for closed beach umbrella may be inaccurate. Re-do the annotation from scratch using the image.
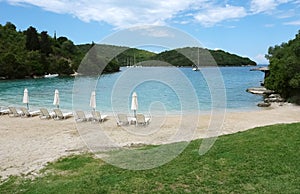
[53,89,60,108]
[23,88,29,109]
[90,91,96,110]
[131,92,138,117]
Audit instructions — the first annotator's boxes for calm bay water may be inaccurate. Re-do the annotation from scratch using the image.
[0,66,264,115]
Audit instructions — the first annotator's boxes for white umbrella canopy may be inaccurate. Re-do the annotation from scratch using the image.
[53,89,60,108]
[90,91,96,110]
[131,92,138,117]
[23,88,29,109]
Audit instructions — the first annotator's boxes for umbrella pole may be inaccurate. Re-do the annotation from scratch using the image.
[27,103,29,110]
[134,110,136,118]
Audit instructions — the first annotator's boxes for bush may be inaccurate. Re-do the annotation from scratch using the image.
[265,30,300,100]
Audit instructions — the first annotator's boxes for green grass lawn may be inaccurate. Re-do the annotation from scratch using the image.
[1,123,300,193]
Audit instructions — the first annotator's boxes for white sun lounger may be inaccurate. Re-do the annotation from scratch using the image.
[117,114,129,126]
[0,108,9,115]
[75,110,92,122]
[20,107,40,117]
[39,108,55,119]
[136,114,151,126]
[53,109,73,120]
[8,107,22,117]
[91,110,107,123]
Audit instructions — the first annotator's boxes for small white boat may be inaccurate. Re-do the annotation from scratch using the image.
[44,73,59,78]
[192,66,200,71]
[70,72,80,76]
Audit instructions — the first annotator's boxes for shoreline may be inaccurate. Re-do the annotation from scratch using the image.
[0,103,299,179]
[0,105,262,117]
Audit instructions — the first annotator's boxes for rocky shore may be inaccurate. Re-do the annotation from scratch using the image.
[246,87,285,107]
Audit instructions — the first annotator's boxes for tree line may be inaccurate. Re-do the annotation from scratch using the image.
[265,30,300,104]
[0,22,119,79]
[0,22,257,79]
[0,22,80,78]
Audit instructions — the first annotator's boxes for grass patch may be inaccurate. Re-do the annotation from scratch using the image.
[46,154,96,171]
[1,123,300,193]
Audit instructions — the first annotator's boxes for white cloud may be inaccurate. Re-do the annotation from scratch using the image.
[5,0,196,28]
[5,0,246,28]
[276,9,296,19]
[4,0,299,28]
[7,0,67,12]
[250,0,293,14]
[284,20,300,25]
[250,0,278,13]
[194,5,247,27]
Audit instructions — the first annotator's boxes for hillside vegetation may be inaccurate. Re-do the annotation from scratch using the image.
[0,22,119,79]
[265,30,300,103]
[153,47,256,67]
[79,45,256,68]
[0,22,82,79]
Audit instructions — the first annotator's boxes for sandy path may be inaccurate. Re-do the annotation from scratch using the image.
[0,103,299,179]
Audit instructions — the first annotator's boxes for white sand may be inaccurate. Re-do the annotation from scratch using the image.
[0,103,299,179]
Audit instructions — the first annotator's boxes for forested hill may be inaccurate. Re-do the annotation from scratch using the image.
[0,22,256,79]
[151,47,256,67]
[0,22,82,79]
[0,22,119,79]
[210,49,256,66]
[103,47,256,67]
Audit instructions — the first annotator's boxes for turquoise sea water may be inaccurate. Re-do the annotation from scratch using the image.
[0,66,264,115]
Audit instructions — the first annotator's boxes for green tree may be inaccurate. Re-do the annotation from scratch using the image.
[0,54,14,78]
[40,31,52,56]
[3,22,16,31]
[57,36,68,44]
[57,58,73,75]
[25,50,44,76]
[0,52,28,79]
[104,59,120,73]
[62,40,77,55]
[265,30,300,103]
[25,26,40,51]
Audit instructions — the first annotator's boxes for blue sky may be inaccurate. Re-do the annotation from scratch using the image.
[1,0,300,64]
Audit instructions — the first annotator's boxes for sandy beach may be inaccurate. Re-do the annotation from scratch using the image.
[0,103,299,179]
